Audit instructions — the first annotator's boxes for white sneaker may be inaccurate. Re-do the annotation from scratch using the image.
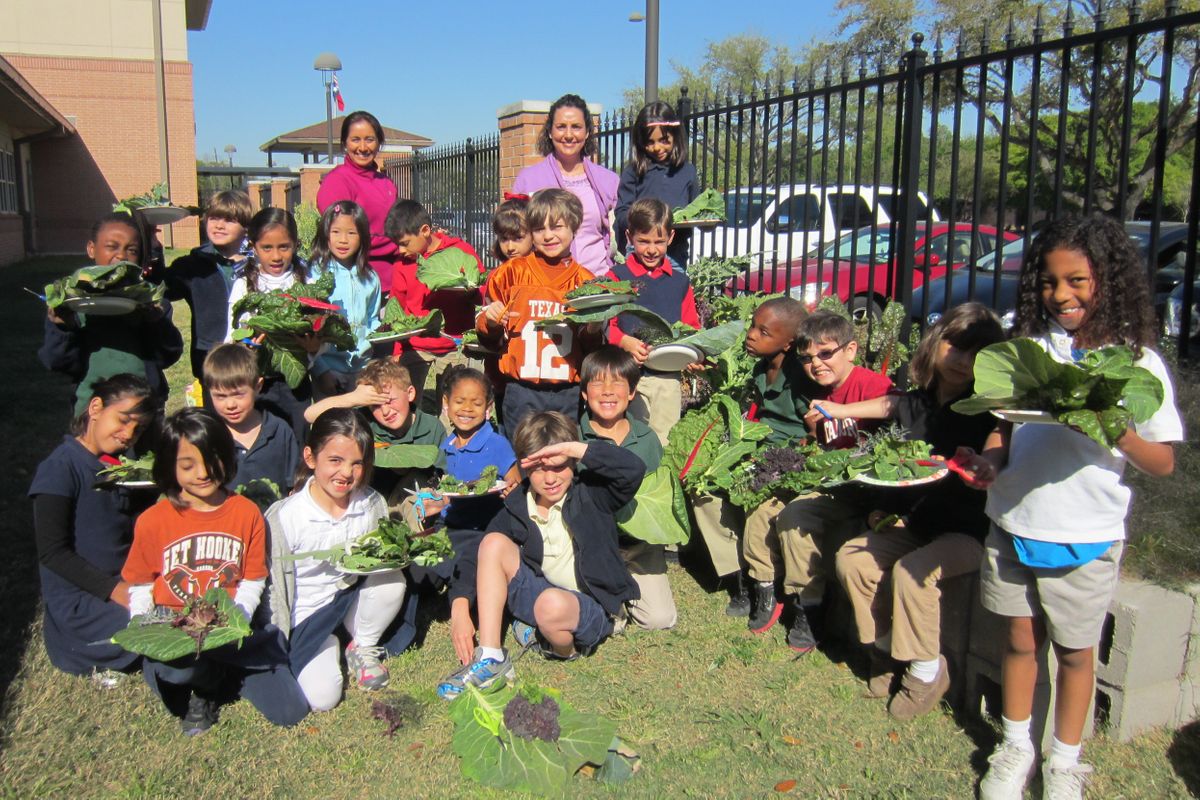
[979,741,1036,799]
[1041,762,1092,800]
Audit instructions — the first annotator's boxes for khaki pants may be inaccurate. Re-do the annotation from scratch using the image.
[621,540,677,630]
[776,493,866,603]
[689,493,744,578]
[740,498,788,583]
[629,372,683,446]
[835,528,983,662]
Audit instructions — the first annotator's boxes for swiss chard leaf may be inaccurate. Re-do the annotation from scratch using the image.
[416,248,483,291]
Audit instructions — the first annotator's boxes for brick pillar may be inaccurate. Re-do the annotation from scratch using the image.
[496,100,606,197]
[299,165,334,207]
[247,181,268,211]
[269,179,289,209]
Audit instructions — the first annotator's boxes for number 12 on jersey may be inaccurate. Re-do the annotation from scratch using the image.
[518,321,573,381]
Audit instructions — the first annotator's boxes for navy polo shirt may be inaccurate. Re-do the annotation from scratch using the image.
[230,409,301,492]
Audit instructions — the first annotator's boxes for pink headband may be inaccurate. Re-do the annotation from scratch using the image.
[647,121,681,127]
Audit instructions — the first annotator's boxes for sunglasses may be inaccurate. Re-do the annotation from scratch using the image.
[798,341,850,365]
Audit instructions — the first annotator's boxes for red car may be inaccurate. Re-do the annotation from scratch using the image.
[727,222,1018,320]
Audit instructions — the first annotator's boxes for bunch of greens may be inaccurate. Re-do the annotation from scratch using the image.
[951,339,1164,447]
[688,254,753,297]
[95,453,155,485]
[416,248,485,291]
[235,478,282,512]
[112,588,250,661]
[437,465,500,495]
[373,443,440,470]
[725,443,821,509]
[451,682,634,796]
[112,182,198,214]
[368,298,444,342]
[230,271,356,388]
[816,295,916,378]
[661,394,772,496]
[615,466,691,545]
[44,262,165,310]
[565,280,637,299]
[672,188,727,223]
[334,517,455,572]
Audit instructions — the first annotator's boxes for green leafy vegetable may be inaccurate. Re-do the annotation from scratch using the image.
[44,262,165,310]
[672,188,726,223]
[615,466,691,545]
[951,339,1164,447]
[95,453,155,485]
[662,395,771,496]
[112,588,250,662]
[327,517,455,572]
[372,443,440,470]
[112,182,199,215]
[368,298,444,341]
[437,465,501,496]
[688,255,752,296]
[673,320,745,358]
[235,478,282,512]
[565,280,637,299]
[416,248,485,291]
[450,682,618,796]
[230,271,356,389]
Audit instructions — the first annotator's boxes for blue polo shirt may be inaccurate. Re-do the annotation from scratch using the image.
[441,422,517,482]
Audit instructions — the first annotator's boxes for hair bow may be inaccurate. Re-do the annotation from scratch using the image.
[503,192,529,202]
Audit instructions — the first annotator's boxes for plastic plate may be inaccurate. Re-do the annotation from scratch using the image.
[336,563,407,576]
[137,206,192,225]
[367,328,428,344]
[63,296,140,315]
[854,467,949,488]
[644,343,704,371]
[565,293,636,311]
[991,409,1058,425]
[672,218,723,229]
[439,480,507,499]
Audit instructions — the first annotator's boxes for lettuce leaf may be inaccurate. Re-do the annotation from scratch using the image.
[672,188,726,223]
[416,248,483,291]
[615,466,691,545]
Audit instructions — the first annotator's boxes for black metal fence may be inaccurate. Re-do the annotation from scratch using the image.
[395,4,1200,353]
[385,134,500,261]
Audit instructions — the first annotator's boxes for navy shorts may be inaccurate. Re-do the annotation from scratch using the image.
[507,562,613,649]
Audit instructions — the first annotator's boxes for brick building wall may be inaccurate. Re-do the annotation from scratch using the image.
[0,215,22,265]
[7,54,200,252]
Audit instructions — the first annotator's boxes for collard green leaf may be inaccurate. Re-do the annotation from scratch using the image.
[616,466,692,545]
[672,188,727,223]
[373,443,439,470]
[416,248,482,291]
[44,262,164,310]
[535,302,635,327]
[111,588,250,662]
[673,320,744,357]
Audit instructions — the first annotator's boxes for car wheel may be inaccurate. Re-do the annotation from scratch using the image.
[850,295,884,324]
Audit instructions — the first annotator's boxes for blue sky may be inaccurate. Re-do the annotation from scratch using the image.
[188,0,840,166]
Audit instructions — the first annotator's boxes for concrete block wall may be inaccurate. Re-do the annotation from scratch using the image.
[1096,580,1193,690]
[6,53,200,251]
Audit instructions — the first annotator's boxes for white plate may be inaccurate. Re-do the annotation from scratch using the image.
[440,480,507,499]
[116,479,157,489]
[645,343,704,371]
[62,296,140,315]
[137,206,192,225]
[672,218,723,229]
[368,327,429,344]
[855,468,949,488]
[991,409,1058,425]
[565,293,636,310]
[336,563,407,576]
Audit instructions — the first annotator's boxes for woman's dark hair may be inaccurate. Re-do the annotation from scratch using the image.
[243,207,307,289]
[340,111,385,148]
[1014,214,1156,356]
[70,373,153,436]
[441,365,494,407]
[491,196,530,261]
[536,94,597,159]
[295,408,375,493]
[310,200,372,280]
[629,100,687,176]
[152,408,236,505]
[908,302,1004,391]
[89,212,148,268]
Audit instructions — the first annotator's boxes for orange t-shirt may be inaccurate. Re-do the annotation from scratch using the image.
[478,254,595,384]
[123,494,268,609]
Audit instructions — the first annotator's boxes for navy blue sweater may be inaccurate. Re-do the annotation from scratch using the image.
[615,161,699,265]
[164,243,245,378]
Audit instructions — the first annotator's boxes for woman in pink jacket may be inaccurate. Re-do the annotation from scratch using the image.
[512,94,618,277]
[317,111,400,294]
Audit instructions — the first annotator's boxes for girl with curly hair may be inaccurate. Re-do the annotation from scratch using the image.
[973,214,1183,799]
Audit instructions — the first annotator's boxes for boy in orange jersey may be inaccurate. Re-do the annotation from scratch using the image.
[477,188,604,433]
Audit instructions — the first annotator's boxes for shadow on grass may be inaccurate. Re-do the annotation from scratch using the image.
[0,256,89,735]
[1167,720,1200,796]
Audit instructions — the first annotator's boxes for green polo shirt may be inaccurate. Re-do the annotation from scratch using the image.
[371,409,446,447]
[579,412,662,472]
[752,353,813,444]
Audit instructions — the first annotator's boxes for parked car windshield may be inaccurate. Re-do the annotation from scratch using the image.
[975,236,1029,272]
[820,228,892,263]
[725,193,767,229]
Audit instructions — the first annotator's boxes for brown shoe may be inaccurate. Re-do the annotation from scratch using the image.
[887,655,949,720]
[865,648,896,699]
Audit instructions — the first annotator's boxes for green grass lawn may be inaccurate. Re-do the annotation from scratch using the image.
[1,255,1197,798]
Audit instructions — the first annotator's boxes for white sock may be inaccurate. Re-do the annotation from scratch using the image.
[1001,715,1035,751]
[1045,736,1081,769]
[479,646,505,662]
[907,657,941,684]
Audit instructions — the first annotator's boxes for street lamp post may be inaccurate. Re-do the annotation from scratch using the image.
[223,144,237,189]
[313,52,342,164]
[628,0,660,104]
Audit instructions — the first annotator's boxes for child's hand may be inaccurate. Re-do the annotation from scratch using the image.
[867,511,903,532]
[46,304,77,329]
[685,359,709,374]
[295,332,322,355]
[803,400,846,427]
[952,446,996,489]
[450,612,477,665]
[348,382,390,408]
[109,580,131,609]
[619,336,650,364]
[520,441,588,470]
[483,301,517,328]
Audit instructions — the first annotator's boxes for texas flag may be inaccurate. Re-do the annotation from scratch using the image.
[332,74,345,112]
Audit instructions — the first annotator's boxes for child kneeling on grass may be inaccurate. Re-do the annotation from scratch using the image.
[437,412,645,700]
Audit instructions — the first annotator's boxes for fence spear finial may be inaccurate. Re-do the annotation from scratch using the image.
[933,28,944,61]
[1034,5,1044,42]
[1004,16,1016,47]
[1128,0,1141,25]
[1064,1,1074,36]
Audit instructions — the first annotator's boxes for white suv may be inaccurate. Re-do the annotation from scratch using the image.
[692,184,939,265]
